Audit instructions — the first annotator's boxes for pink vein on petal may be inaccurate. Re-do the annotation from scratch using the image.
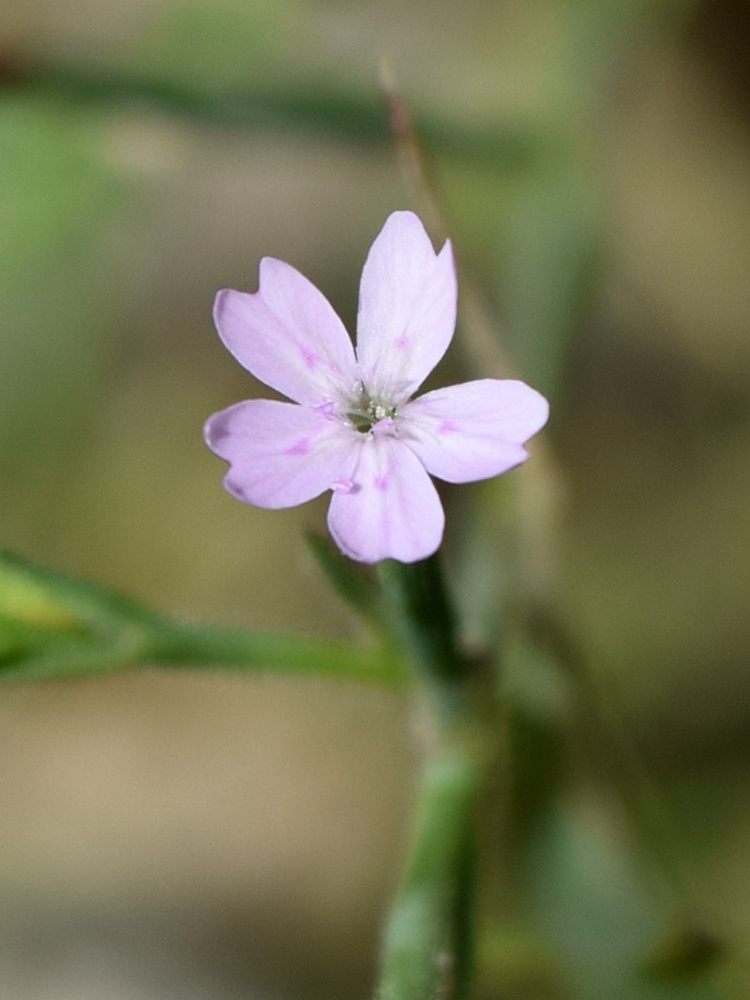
[400,378,549,484]
[327,435,444,564]
[204,399,353,508]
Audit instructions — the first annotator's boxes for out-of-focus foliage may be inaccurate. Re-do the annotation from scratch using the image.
[129,0,303,90]
[0,98,125,468]
[527,806,722,1000]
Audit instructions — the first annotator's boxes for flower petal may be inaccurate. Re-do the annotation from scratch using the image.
[356,211,457,401]
[204,400,354,508]
[399,379,549,483]
[214,258,358,406]
[327,435,445,564]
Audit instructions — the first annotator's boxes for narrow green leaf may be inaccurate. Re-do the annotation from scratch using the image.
[0,97,126,469]
[305,533,385,626]
[377,556,466,688]
[0,550,407,687]
[10,60,540,170]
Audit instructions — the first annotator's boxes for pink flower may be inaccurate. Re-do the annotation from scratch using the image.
[205,211,548,564]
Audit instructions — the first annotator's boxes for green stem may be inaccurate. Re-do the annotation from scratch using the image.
[377,746,483,1000]
[374,555,490,1000]
[450,816,479,1000]
[377,555,470,698]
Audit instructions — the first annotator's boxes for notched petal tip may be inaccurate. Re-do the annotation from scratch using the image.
[211,256,358,406]
[502,380,550,440]
[205,398,355,510]
[211,258,285,328]
[378,211,454,268]
[380,209,437,248]
[212,256,288,331]
[223,473,251,503]
[356,214,458,398]
[257,255,289,280]
[437,236,454,262]
[533,392,551,434]
[203,407,235,455]
[212,286,246,332]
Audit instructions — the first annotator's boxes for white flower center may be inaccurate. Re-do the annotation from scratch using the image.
[345,385,397,433]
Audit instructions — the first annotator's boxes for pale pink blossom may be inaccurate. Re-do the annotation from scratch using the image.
[205,211,548,564]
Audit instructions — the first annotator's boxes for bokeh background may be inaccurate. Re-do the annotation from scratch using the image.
[0,0,748,997]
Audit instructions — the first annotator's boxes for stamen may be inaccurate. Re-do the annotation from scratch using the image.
[344,384,397,433]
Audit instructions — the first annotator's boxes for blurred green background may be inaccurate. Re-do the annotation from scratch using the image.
[0,0,748,997]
